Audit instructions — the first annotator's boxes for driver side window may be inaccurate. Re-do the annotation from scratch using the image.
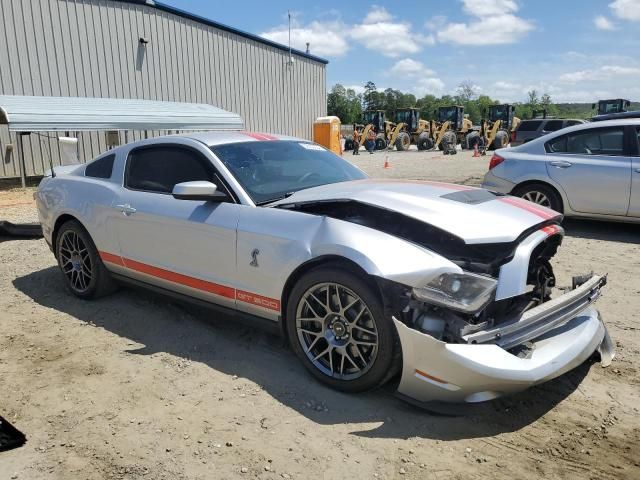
[126,145,214,194]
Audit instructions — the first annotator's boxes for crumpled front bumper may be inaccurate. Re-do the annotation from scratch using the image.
[394,277,615,405]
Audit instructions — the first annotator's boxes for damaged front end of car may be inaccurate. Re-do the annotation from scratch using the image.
[278,197,614,405]
[389,226,614,405]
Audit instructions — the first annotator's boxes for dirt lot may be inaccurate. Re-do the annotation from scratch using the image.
[1,149,639,479]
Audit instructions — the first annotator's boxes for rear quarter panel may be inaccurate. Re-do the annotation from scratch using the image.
[36,175,122,256]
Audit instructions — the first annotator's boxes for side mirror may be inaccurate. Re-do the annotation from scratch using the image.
[172,181,228,202]
[591,103,596,109]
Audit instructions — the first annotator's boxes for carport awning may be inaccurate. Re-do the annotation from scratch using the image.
[0,95,244,132]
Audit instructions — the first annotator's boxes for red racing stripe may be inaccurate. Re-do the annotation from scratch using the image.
[541,225,561,236]
[98,251,280,311]
[240,131,277,141]
[498,196,556,220]
[99,251,125,267]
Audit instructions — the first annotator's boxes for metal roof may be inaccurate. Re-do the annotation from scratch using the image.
[0,95,244,132]
[124,0,329,65]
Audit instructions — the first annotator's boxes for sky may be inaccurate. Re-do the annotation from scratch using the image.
[166,0,640,103]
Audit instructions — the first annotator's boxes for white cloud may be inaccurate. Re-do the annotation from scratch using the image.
[363,5,392,24]
[412,77,446,96]
[434,0,534,45]
[594,15,616,30]
[260,20,348,57]
[559,64,640,83]
[461,0,518,16]
[610,0,640,21]
[350,7,433,57]
[261,7,433,59]
[389,58,435,76]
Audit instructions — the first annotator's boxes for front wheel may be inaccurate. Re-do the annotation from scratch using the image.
[56,220,118,299]
[286,267,398,392]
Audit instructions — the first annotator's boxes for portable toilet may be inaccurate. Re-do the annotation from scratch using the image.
[313,116,341,155]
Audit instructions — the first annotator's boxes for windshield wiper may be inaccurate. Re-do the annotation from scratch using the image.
[256,192,296,206]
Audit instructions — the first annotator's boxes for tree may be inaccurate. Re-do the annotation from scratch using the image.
[327,84,362,124]
[456,81,478,103]
[363,81,383,111]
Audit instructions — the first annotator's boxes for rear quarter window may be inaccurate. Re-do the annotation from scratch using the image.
[85,154,115,179]
[517,120,543,132]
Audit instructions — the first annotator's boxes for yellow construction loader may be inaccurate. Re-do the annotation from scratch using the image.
[387,108,434,151]
[429,105,473,152]
[345,110,393,151]
[466,104,520,152]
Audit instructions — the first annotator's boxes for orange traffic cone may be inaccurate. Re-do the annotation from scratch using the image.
[383,156,391,169]
[473,144,479,157]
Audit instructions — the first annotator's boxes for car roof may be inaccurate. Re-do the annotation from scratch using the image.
[512,118,640,151]
[519,118,584,123]
[184,130,302,146]
[109,130,307,155]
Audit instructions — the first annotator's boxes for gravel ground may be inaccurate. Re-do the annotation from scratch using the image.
[1,151,639,480]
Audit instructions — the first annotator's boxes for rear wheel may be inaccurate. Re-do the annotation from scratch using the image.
[491,130,509,150]
[344,137,354,151]
[375,134,387,150]
[286,266,398,392]
[55,220,117,299]
[513,183,563,213]
[440,131,457,151]
[395,132,411,151]
[416,133,433,151]
[465,131,480,150]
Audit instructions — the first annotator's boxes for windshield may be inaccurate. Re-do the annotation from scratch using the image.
[396,110,412,123]
[489,105,508,121]
[438,107,456,122]
[211,141,367,205]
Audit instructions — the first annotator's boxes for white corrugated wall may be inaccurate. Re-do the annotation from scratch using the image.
[0,0,327,178]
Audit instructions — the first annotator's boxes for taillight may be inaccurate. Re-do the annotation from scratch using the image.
[489,153,504,170]
[511,130,516,142]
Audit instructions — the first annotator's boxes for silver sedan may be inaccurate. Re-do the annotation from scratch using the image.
[482,118,640,222]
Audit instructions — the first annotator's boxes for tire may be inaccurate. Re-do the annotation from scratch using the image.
[440,131,457,151]
[513,183,563,213]
[491,130,509,150]
[55,219,118,299]
[416,133,433,151]
[374,134,387,150]
[344,137,354,151]
[465,131,480,150]
[285,266,399,393]
[395,132,411,151]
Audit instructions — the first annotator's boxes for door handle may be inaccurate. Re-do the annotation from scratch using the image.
[550,160,573,168]
[115,203,137,215]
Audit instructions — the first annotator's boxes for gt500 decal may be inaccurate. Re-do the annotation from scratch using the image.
[236,290,281,311]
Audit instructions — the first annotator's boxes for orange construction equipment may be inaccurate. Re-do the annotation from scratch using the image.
[313,116,342,155]
[383,156,391,169]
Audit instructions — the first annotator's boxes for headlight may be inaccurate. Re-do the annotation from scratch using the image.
[412,272,497,313]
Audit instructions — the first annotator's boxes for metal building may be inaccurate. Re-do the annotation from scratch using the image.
[0,0,328,179]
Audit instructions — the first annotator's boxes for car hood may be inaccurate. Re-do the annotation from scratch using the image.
[272,179,560,244]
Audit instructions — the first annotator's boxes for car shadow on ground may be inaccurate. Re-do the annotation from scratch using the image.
[13,266,595,441]
[562,218,640,244]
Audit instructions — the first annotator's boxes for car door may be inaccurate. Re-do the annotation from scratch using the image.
[628,126,640,217]
[111,141,241,309]
[544,125,631,216]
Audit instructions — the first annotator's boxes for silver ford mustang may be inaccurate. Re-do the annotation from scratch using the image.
[35,131,615,406]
